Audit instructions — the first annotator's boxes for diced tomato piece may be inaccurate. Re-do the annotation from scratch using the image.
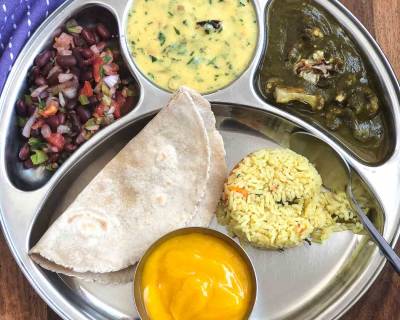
[40,102,59,118]
[46,133,65,150]
[94,103,105,117]
[103,63,119,75]
[31,118,45,130]
[92,56,103,83]
[80,81,93,97]
[113,92,126,119]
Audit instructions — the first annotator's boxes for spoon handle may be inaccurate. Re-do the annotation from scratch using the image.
[347,185,400,274]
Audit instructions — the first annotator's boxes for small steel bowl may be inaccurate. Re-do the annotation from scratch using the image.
[133,227,258,320]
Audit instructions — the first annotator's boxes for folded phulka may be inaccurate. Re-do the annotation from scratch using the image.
[30,87,227,283]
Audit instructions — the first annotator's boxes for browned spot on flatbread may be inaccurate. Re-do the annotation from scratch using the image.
[118,181,138,209]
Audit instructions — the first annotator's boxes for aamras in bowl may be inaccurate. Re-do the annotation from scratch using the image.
[133,227,257,320]
[126,0,258,93]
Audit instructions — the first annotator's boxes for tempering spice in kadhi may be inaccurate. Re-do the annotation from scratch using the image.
[127,0,258,93]
[141,233,253,320]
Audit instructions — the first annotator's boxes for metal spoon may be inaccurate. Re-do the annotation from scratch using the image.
[289,131,400,274]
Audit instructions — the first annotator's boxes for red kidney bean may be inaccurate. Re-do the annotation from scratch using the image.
[56,55,77,68]
[65,143,77,152]
[39,90,49,100]
[32,66,41,78]
[70,66,81,78]
[82,57,94,66]
[34,76,47,86]
[75,132,86,145]
[96,23,111,40]
[41,124,51,138]
[93,29,100,44]
[123,96,136,115]
[81,28,96,45]
[48,153,60,163]
[18,143,30,161]
[111,49,120,60]
[48,70,61,86]
[58,113,66,124]
[96,41,107,52]
[31,128,40,137]
[81,48,93,59]
[46,115,60,132]
[72,47,83,58]
[35,49,52,68]
[41,62,54,77]
[72,34,86,47]
[69,111,82,131]
[27,104,36,116]
[65,99,77,110]
[88,96,98,105]
[80,69,93,82]
[76,106,91,123]
[16,99,27,116]
[23,158,34,169]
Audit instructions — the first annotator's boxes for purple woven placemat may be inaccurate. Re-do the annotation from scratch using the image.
[0,0,66,94]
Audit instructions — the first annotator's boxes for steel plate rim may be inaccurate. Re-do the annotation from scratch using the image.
[0,0,399,320]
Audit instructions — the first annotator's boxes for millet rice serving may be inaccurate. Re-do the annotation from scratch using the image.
[217,148,365,249]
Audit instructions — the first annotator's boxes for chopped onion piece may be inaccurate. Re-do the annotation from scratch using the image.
[31,85,48,98]
[90,44,100,55]
[63,86,78,99]
[54,32,74,52]
[61,78,79,99]
[58,73,74,83]
[22,111,37,138]
[41,124,51,138]
[58,49,73,56]
[103,75,119,88]
[47,65,62,79]
[58,92,66,107]
[57,125,71,135]
[107,106,115,115]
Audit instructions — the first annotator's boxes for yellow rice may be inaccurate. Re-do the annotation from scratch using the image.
[217,148,365,249]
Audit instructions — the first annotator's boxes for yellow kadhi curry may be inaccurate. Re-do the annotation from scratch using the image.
[127,0,258,93]
[141,233,253,320]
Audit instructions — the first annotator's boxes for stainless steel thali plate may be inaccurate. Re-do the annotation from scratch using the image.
[1,0,400,319]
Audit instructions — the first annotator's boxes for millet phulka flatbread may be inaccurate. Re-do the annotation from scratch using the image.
[30,88,226,283]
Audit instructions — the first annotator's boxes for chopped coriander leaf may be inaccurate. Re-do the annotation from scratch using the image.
[28,137,47,150]
[79,94,89,105]
[38,99,46,110]
[158,32,166,46]
[207,57,217,65]
[149,55,158,62]
[31,150,48,165]
[17,117,27,127]
[84,118,97,129]
[103,55,112,63]
[24,94,32,105]
[100,66,105,78]
[187,56,200,66]
[173,26,181,35]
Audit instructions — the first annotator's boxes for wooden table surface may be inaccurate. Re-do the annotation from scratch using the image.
[1,0,399,319]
